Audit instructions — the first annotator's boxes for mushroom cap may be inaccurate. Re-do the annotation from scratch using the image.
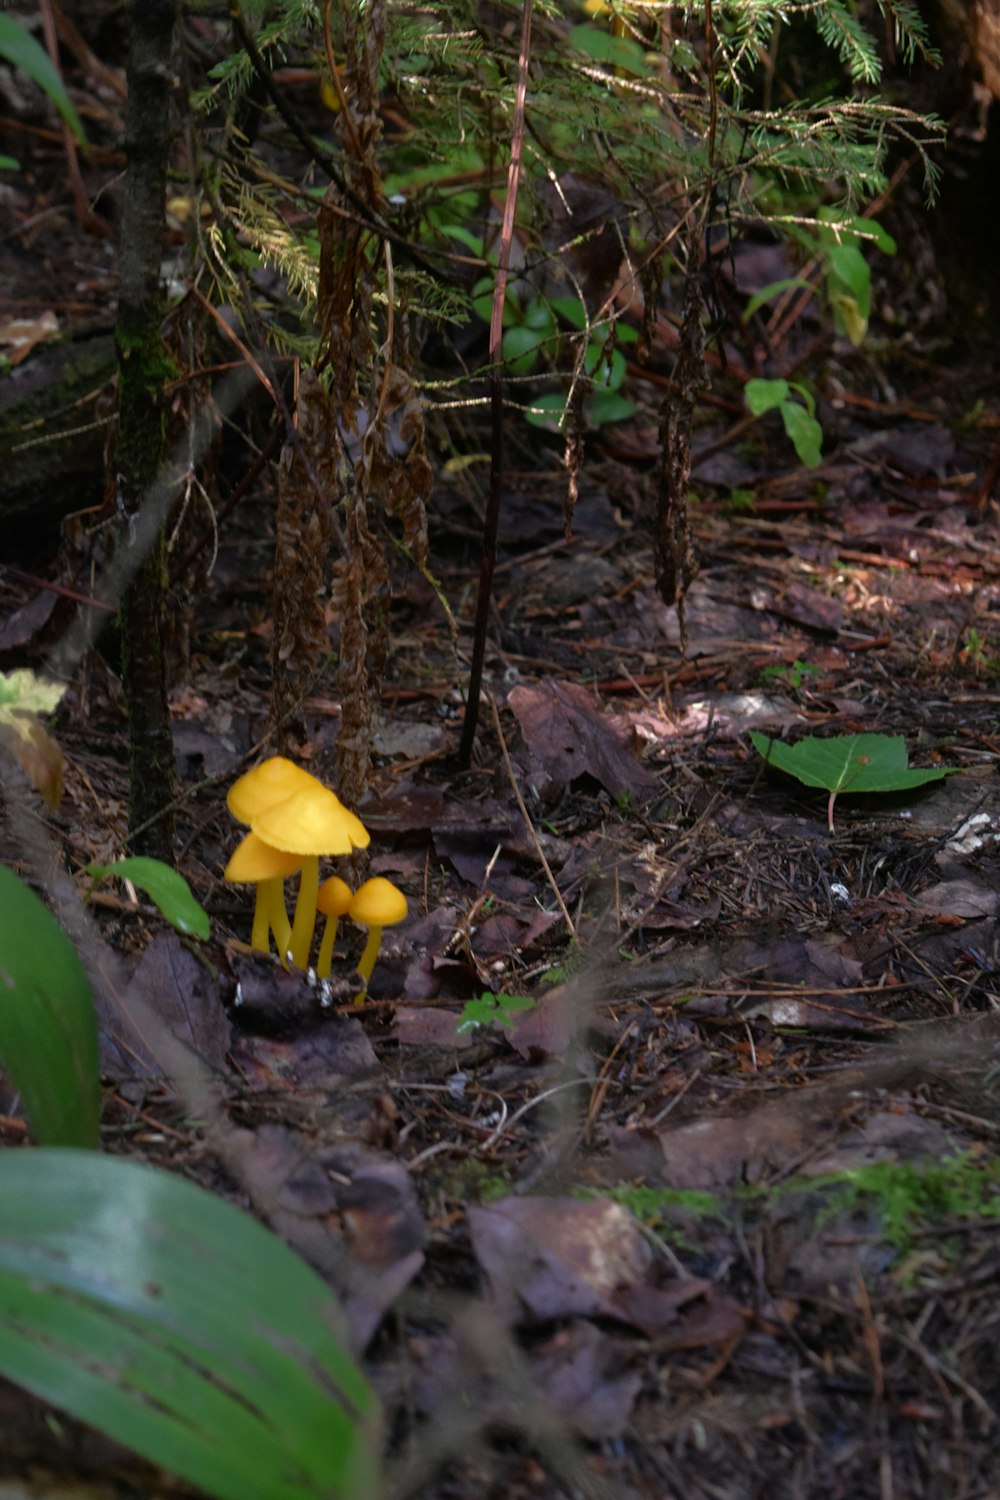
[251,782,370,856]
[223,831,302,884]
[316,875,354,918]
[227,756,320,825]
[348,876,408,928]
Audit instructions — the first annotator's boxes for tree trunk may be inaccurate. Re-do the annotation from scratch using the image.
[114,0,178,858]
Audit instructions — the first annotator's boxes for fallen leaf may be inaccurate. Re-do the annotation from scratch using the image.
[509,680,658,798]
[469,1197,652,1323]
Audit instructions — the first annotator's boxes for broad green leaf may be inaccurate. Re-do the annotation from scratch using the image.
[745,378,790,416]
[0,16,86,143]
[85,857,210,940]
[568,23,650,74]
[742,278,815,321]
[524,391,569,430]
[829,290,868,346]
[435,222,484,256]
[0,155,19,170]
[779,401,823,467]
[584,342,626,391]
[0,1150,380,1500]
[787,380,817,417]
[826,242,871,337]
[589,390,637,425]
[502,322,547,374]
[550,296,589,330]
[749,731,958,830]
[523,298,555,333]
[0,866,101,1147]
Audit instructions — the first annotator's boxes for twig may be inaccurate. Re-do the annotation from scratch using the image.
[458,0,534,766]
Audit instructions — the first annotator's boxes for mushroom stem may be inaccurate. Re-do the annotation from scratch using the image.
[288,855,320,970]
[250,889,270,954]
[249,877,291,959]
[315,916,340,980]
[355,925,384,992]
[262,877,292,962]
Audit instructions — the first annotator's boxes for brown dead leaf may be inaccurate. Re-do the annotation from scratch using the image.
[915,879,999,920]
[508,679,657,798]
[531,1322,643,1439]
[468,1196,652,1323]
[99,932,231,1078]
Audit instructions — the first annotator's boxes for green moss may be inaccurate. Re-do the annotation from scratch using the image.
[801,1152,1000,1260]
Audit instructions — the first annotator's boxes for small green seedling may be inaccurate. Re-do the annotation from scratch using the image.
[745,377,823,468]
[759,659,822,691]
[85,857,210,939]
[749,730,959,831]
[455,991,536,1036]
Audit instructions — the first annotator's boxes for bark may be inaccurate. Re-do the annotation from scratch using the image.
[114,0,178,857]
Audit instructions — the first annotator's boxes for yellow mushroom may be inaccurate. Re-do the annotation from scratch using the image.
[225,757,323,964]
[223,832,301,957]
[252,783,369,971]
[348,877,408,998]
[314,876,353,979]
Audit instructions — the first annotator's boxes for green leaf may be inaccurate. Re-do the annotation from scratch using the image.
[85,857,210,940]
[568,24,650,74]
[745,378,790,416]
[524,391,569,430]
[502,322,547,375]
[779,400,824,467]
[550,296,589,330]
[826,242,871,344]
[0,16,86,144]
[523,298,555,333]
[456,992,536,1035]
[0,1150,381,1500]
[588,389,637,425]
[584,341,626,391]
[0,866,101,1147]
[435,222,484,256]
[857,217,896,256]
[749,731,959,830]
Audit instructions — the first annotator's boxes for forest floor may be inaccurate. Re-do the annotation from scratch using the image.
[4,83,1000,1500]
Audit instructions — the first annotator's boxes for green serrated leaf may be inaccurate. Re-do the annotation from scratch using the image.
[749,731,958,830]
[85,857,210,940]
[0,866,101,1147]
[0,1150,380,1500]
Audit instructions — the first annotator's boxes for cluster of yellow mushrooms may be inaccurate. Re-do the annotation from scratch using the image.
[222,756,407,993]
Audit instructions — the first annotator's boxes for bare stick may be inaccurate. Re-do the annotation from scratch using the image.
[457,0,534,766]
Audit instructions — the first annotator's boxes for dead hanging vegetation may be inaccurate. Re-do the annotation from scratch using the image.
[270,0,431,804]
[204,0,944,774]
